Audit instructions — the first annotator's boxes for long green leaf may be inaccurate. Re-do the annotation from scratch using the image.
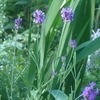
[75,41,92,51]
[14,0,28,5]
[77,36,100,63]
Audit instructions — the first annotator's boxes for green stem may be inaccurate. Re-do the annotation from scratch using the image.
[42,76,54,89]
[37,25,41,89]
[37,24,40,65]
[57,22,66,56]
[11,30,17,100]
[6,87,10,100]
[28,19,32,49]
[55,49,74,98]
[75,94,82,100]
[66,48,74,69]
[28,0,32,49]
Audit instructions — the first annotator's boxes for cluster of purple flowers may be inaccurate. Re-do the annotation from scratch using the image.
[14,7,76,46]
[82,82,99,100]
[14,18,22,30]
[61,6,74,22]
[32,6,74,24]
[14,6,75,28]
[33,10,46,24]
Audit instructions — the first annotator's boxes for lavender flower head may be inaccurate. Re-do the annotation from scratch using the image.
[33,10,46,24]
[82,82,99,100]
[70,39,77,48]
[52,68,57,76]
[61,56,66,67]
[52,71,56,76]
[14,18,22,30]
[61,6,74,22]
[61,56,66,62]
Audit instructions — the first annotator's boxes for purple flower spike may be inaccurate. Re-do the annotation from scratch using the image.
[33,10,46,24]
[70,39,77,48]
[14,18,22,30]
[61,6,74,22]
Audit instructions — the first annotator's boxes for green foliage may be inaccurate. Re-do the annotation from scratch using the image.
[14,0,29,5]
[94,1,100,31]
[83,50,100,88]
[50,90,68,100]
[3,0,48,34]
[76,36,100,63]
[27,0,98,99]
[0,0,100,100]
[95,0,100,4]
[0,34,33,100]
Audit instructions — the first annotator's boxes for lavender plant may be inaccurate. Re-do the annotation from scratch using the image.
[1,0,100,100]
[26,0,100,99]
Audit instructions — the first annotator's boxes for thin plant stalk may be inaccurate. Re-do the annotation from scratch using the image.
[11,30,17,100]
[28,0,32,49]
[55,49,74,99]
[57,22,67,57]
